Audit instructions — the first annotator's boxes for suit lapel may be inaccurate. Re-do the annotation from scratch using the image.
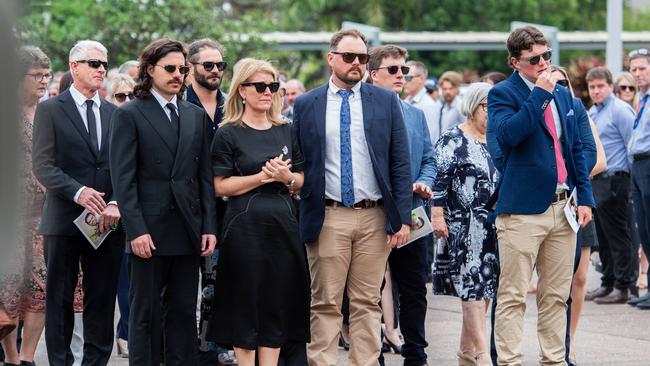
[360,83,375,145]
[511,72,553,135]
[313,85,328,160]
[137,94,178,156]
[98,101,111,156]
[59,90,98,158]
[172,101,194,175]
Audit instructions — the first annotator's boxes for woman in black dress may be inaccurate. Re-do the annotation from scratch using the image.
[207,58,310,366]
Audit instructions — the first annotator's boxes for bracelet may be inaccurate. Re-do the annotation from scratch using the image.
[286,176,296,188]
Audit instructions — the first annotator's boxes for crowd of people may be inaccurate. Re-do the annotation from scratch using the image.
[0,24,649,366]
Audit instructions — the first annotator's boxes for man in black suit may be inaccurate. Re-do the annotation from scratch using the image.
[32,40,124,366]
[109,38,217,366]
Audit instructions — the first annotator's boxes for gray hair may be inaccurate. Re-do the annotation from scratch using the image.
[69,40,108,63]
[286,79,305,90]
[107,73,136,97]
[406,60,428,78]
[18,46,50,74]
[461,82,492,118]
[118,60,138,74]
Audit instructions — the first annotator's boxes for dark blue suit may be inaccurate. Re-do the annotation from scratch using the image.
[293,82,412,243]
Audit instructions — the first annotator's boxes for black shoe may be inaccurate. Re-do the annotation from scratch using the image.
[635,298,650,309]
[630,286,640,298]
[382,337,402,354]
[594,288,630,304]
[628,292,650,305]
[4,363,20,366]
[338,332,350,351]
[20,361,35,366]
[568,358,577,366]
[584,286,613,301]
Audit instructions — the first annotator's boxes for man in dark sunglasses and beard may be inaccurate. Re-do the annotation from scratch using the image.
[109,38,217,366]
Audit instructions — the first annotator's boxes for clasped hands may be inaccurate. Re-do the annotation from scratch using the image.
[260,153,295,186]
[77,187,119,233]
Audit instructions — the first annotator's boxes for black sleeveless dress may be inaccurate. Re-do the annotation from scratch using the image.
[206,122,310,349]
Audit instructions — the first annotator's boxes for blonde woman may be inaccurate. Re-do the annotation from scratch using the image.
[206,58,310,366]
[107,73,136,107]
[615,71,639,110]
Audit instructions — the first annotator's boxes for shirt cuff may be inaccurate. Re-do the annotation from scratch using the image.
[73,186,86,203]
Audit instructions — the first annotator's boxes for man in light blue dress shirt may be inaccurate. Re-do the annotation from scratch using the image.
[584,67,638,304]
[628,49,650,309]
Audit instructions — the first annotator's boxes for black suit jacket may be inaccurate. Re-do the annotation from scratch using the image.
[32,89,117,236]
[109,94,217,255]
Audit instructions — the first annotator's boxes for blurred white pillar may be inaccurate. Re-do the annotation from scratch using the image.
[607,0,623,74]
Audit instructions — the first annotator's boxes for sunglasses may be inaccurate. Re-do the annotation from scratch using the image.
[241,81,281,93]
[331,51,369,64]
[25,72,53,82]
[556,79,569,88]
[378,65,410,75]
[156,64,190,74]
[520,49,552,65]
[629,48,650,58]
[191,61,227,72]
[618,85,636,92]
[114,92,135,102]
[76,59,109,69]
[404,75,421,82]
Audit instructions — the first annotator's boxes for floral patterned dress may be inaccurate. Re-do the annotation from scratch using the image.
[431,126,499,301]
[0,113,83,318]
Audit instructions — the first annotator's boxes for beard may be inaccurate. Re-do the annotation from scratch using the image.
[334,66,364,86]
[194,69,221,91]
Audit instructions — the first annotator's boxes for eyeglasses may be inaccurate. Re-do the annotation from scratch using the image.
[156,64,190,75]
[556,79,569,88]
[404,75,421,82]
[191,61,227,72]
[331,51,369,64]
[479,103,488,112]
[520,49,552,65]
[241,81,281,94]
[25,72,53,82]
[76,59,109,69]
[378,65,410,75]
[629,48,650,58]
[618,85,636,92]
[113,92,135,102]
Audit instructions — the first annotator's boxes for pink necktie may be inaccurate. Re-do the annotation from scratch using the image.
[544,105,568,184]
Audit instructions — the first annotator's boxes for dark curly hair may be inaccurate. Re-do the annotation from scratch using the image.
[133,38,187,98]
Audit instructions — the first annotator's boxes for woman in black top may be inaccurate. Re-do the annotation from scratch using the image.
[206,58,310,366]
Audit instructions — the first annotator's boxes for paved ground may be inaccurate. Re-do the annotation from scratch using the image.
[29,265,650,365]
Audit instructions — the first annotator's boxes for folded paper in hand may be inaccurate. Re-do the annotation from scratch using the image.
[73,209,111,250]
[398,206,433,248]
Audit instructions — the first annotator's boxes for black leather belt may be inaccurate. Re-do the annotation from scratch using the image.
[325,199,383,209]
[633,152,650,161]
[593,171,630,180]
[551,190,569,203]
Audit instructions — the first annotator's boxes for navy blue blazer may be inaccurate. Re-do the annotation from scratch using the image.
[293,82,413,243]
[486,72,595,215]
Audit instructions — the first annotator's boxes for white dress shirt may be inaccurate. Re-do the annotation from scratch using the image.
[404,87,439,143]
[150,87,179,121]
[325,78,382,202]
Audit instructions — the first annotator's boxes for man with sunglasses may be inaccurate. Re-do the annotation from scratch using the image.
[628,48,650,309]
[368,44,435,366]
[32,40,124,366]
[485,26,594,365]
[583,67,638,305]
[109,38,217,365]
[293,29,412,366]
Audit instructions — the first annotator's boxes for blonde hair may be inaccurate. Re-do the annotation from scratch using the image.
[107,73,136,99]
[614,71,639,110]
[221,58,285,127]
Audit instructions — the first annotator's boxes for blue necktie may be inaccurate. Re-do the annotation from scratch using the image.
[338,89,355,207]
[635,94,649,129]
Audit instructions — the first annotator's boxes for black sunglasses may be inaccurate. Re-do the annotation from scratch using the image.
[618,85,636,92]
[156,64,190,75]
[241,81,281,93]
[331,51,369,64]
[520,50,552,65]
[114,92,135,102]
[556,79,569,88]
[378,65,410,75]
[76,59,108,69]
[404,75,422,82]
[191,61,227,72]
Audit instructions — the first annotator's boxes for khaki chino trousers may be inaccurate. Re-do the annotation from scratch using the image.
[494,200,576,366]
[306,205,391,366]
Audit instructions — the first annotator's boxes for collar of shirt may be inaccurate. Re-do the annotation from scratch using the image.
[595,93,615,112]
[519,72,538,91]
[69,84,101,108]
[150,87,178,111]
[186,83,224,109]
[327,77,362,99]
[408,87,428,105]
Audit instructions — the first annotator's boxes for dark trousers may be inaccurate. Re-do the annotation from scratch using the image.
[592,173,638,290]
[278,343,308,366]
[128,254,199,366]
[632,158,650,286]
[387,237,429,365]
[490,233,582,365]
[44,233,123,366]
[116,253,130,340]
